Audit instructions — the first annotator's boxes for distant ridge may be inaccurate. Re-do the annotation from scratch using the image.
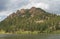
[0,7,60,33]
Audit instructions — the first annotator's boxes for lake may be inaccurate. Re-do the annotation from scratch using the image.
[0,34,60,39]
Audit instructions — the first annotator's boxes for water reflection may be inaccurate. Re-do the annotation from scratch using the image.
[0,34,60,39]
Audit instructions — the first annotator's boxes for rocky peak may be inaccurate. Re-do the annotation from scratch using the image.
[29,7,36,13]
[31,7,36,10]
[8,7,48,18]
[20,9,26,14]
[8,12,16,18]
[16,10,20,13]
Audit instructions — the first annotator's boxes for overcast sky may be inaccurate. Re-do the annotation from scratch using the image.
[0,0,60,21]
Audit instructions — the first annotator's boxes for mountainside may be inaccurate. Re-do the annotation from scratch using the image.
[0,7,60,33]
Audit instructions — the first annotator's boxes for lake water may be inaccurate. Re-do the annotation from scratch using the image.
[0,34,60,39]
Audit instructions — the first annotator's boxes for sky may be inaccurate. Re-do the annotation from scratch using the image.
[0,0,60,21]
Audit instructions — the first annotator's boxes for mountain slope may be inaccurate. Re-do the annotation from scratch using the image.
[0,7,60,33]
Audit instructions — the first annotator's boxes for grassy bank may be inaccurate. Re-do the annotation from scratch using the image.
[0,30,60,34]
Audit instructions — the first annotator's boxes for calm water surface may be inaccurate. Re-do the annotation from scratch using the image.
[0,34,60,39]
